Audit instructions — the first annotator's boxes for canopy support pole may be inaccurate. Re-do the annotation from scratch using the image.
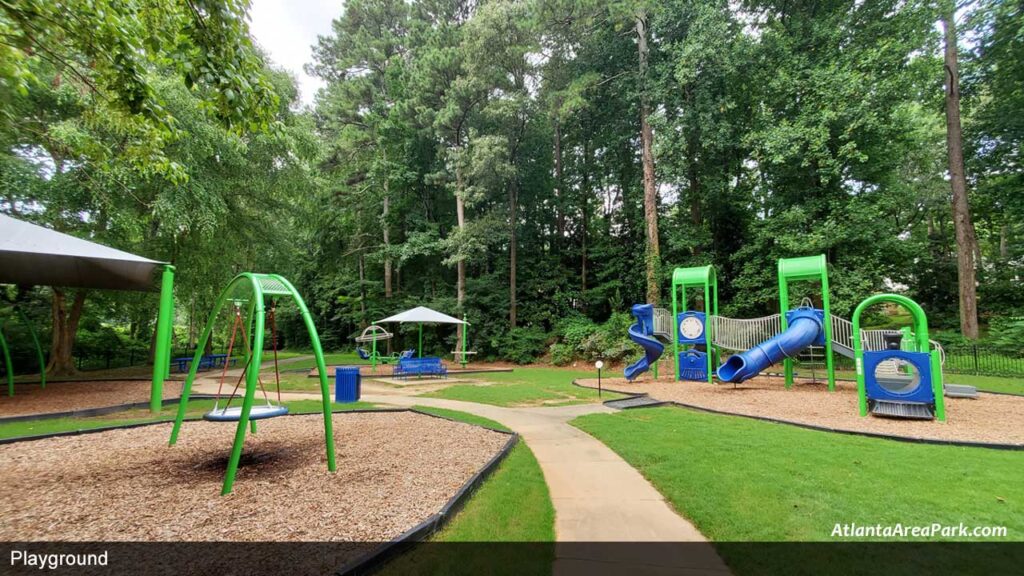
[1,324,12,397]
[15,308,46,388]
[418,323,423,358]
[150,265,175,413]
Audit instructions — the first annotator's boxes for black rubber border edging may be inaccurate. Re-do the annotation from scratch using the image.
[336,425,518,576]
[572,379,1024,451]
[0,403,521,576]
[0,394,217,426]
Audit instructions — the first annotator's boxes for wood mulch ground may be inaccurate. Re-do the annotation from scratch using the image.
[577,376,1024,446]
[0,411,508,548]
[0,379,184,418]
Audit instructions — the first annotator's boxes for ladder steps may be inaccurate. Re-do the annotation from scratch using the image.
[870,400,934,420]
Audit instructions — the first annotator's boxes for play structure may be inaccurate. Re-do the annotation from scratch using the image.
[625,254,967,421]
[169,273,335,494]
[715,256,835,388]
[624,266,718,382]
[853,294,948,421]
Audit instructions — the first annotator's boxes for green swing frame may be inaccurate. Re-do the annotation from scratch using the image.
[168,273,336,495]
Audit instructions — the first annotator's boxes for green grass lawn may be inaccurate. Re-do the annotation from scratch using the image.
[941,372,1024,395]
[275,371,328,392]
[421,367,625,407]
[572,406,1023,574]
[278,351,370,371]
[0,398,376,440]
[380,406,554,575]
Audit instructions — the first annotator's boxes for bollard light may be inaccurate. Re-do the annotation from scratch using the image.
[595,360,604,397]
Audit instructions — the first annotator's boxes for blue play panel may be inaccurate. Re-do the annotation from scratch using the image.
[863,350,934,405]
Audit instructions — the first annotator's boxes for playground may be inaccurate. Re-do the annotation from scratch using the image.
[0,214,1020,575]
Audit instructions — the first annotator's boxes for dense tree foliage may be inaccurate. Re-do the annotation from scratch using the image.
[2,0,1021,369]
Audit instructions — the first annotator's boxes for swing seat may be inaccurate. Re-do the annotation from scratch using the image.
[203,404,289,422]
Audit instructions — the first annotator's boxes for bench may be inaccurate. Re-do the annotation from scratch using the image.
[394,356,447,379]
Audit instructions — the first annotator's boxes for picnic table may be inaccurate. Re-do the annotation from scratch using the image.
[171,354,238,373]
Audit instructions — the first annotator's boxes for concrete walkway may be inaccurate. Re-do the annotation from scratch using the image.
[189,375,730,574]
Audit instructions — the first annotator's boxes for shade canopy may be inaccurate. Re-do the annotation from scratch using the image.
[0,214,164,291]
[376,306,468,325]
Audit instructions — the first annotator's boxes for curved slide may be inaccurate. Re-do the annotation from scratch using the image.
[624,322,665,381]
[716,309,823,383]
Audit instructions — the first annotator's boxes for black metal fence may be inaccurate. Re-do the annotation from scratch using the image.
[793,344,1024,379]
[943,345,1024,377]
[73,348,151,372]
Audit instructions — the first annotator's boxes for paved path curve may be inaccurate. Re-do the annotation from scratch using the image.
[190,371,730,574]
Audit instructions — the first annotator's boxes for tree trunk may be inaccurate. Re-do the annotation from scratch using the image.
[942,6,979,339]
[553,110,565,245]
[46,289,86,376]
[383,189,392,299]
[509,178,518,328]
[689,164,701,255]
[358,251,368,325]
[636,13,661,305]
[1000,224,1009,260]
[581,139,591,295]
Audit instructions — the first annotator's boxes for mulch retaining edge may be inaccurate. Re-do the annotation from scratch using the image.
[572,379,1024,451]
[0,394,218,425]
[336,431,519,576]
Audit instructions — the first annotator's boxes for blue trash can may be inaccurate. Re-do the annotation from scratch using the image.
[335,366,361,403]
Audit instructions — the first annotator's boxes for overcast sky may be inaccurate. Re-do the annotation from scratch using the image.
[249,1,340,107]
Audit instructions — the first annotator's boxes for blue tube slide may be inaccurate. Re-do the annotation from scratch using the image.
[716,309,824,383]
[624,304,665,381]
[624,324,665,381]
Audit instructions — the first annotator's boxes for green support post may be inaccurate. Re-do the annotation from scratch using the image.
[223,296,265,495]
[461,314,468,368]
[671,283,680,379]
[150,265,175,413]
[778,255,835,391]
[931,349,946,422]
[244,296,257,368]
[16,308,46,388]
[1,323,12,397]
[418,323,423,358]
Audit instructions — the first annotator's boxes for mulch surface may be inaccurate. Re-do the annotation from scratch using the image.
[578,376,1024,446]
[0,411,507,548]
[0,379,184,418]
